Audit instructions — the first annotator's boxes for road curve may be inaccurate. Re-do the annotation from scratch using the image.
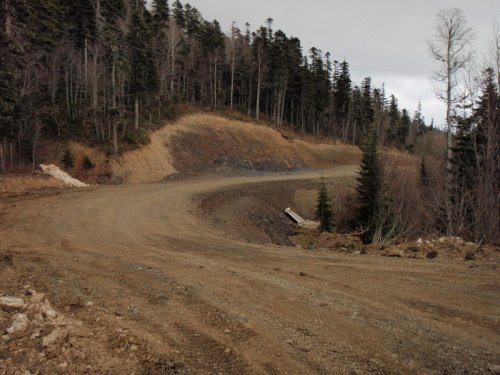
[3,165,499,374]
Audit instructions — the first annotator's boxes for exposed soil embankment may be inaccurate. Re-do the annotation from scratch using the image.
[199,177,499,261]
[198,176,356,246]
[111,114,361,183]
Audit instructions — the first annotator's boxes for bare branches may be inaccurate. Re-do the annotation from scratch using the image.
[427,8,475,101]
[489,21,500,88]
[427,7,475,188]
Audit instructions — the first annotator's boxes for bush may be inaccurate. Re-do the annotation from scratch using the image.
[124,128,151,147]
[82,155,94,170]
[62,148,74,169]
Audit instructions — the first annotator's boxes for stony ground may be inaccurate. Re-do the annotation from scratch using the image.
[1,167,499,374]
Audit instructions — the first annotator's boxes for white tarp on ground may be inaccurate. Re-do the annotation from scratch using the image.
[39,164,89,188]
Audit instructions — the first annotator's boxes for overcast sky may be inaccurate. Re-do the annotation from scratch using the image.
[166,0,499,127]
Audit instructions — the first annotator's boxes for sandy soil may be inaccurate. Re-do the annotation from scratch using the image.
[1,166,499,374]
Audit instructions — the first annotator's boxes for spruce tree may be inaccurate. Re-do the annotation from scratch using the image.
[172,0,185,28]
[361,77,374,130]
[316,177,334,233]
[184,4,202,35]
[152,0,169,37]
[152,0,170,24]
[387,95,400,145]
[419,157,429,187]
[399,109,411,146]
[450,115,476,238]
[62,148,74,169]
[0,31,24,142]
[356,128,381,244]
[472,67,500,242]
[67,0,97,47]
[82,155,94,169]
[350,85,363,143]
[333,60,351,123]
[128,2,158,130]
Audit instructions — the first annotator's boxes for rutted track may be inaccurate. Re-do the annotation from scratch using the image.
[2,166,499,374]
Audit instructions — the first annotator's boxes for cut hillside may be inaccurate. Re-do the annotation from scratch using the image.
[198,176,356,246]
[110,113,361,184]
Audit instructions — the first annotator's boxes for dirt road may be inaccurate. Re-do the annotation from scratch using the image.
[1,166,499,374]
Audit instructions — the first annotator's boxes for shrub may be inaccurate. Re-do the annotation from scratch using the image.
[124,128,151,147]
[82,155,94,169]
[62,148,74,169]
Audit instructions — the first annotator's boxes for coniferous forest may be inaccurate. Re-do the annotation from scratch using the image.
[1,0,434,164]
[0,1,499,243]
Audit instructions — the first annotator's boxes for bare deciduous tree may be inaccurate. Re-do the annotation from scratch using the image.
[427,8,475,170]
[427,8,475,235]
[490,22,500,89]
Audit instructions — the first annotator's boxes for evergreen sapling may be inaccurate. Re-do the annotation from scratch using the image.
[316,177,334,233]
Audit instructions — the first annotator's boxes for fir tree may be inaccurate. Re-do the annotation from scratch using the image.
[152,0,170,25]
[62,148,74,169]
[356,128,381,244]
[128,3,158,130]
[0,31,24,141]
[419,157,429,187]
[474,68,499,161]
[172,0,185,28]
[350,85,363,143]
[472,67,500,242]
[316,177,334,233]
[387,95,400,145]
[82,155,94,169]
[184,4,202,35]
[399,109,411,146]
[450,115,476,238]
[332,60,351,123]
[361,77,374,129]
[67,0,97,47]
